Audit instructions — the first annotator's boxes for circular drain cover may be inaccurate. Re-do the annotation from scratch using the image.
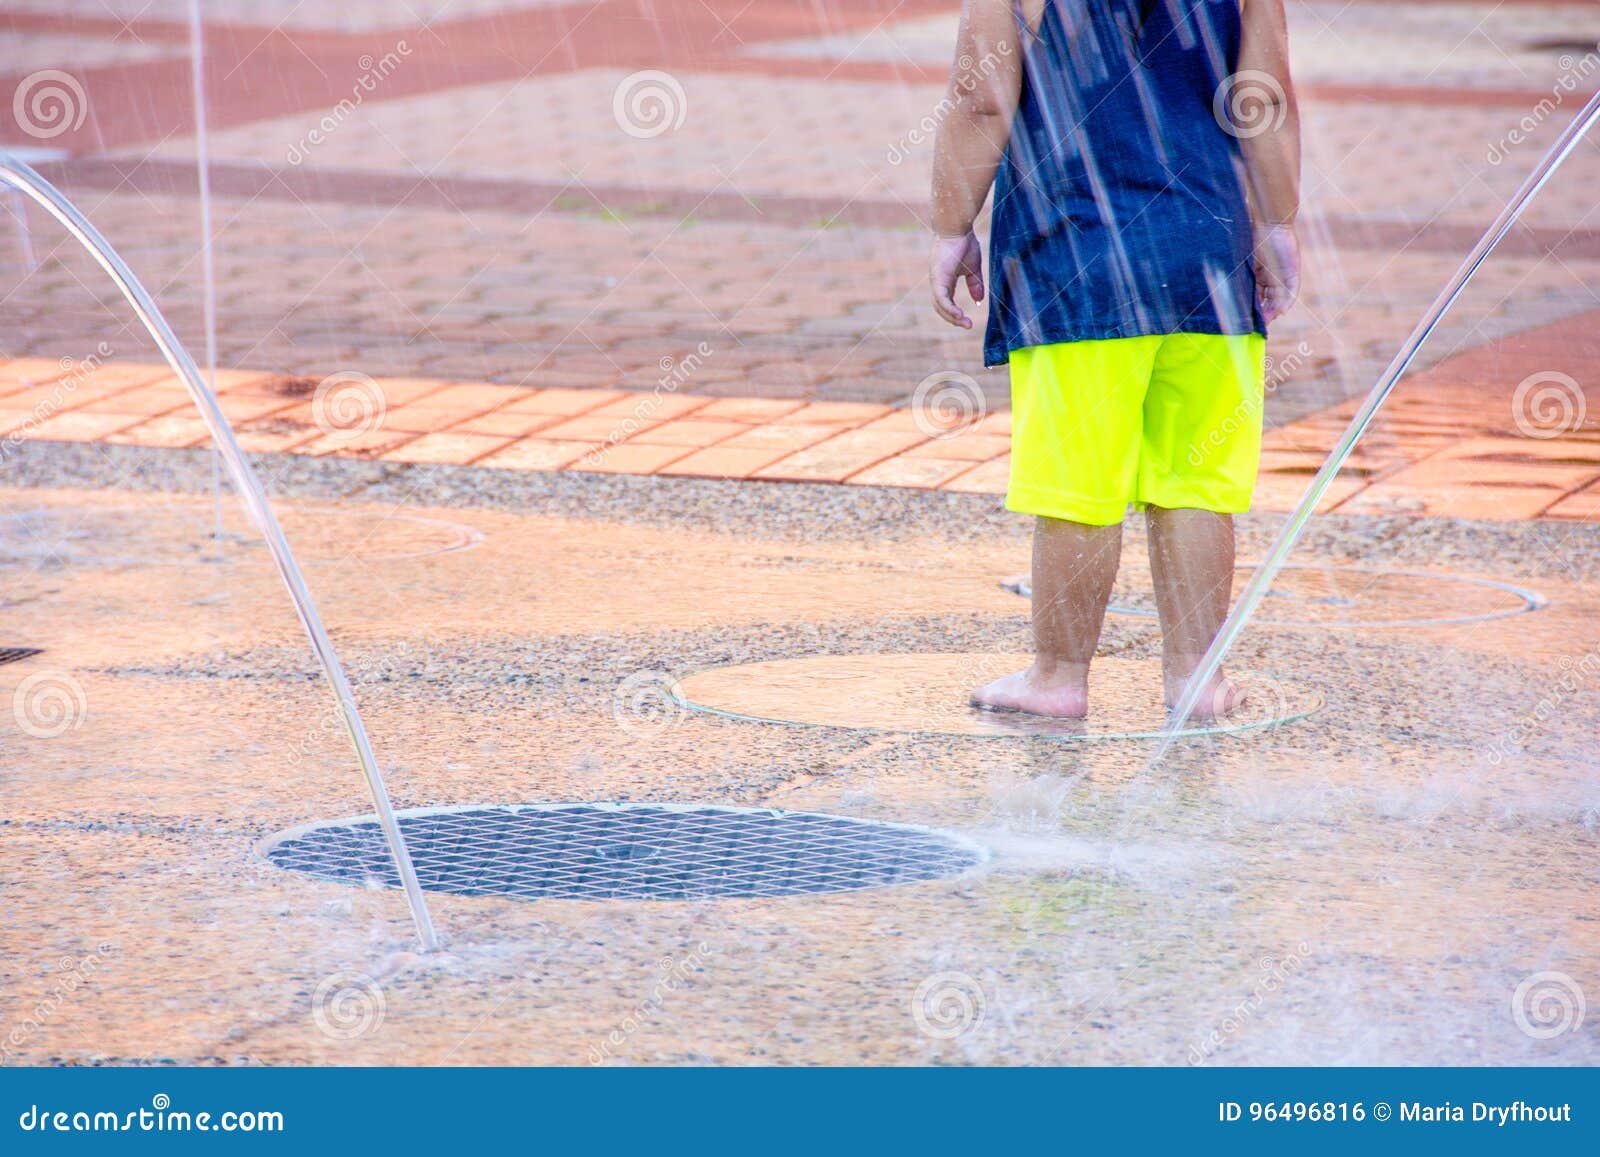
[672,654,1319,739]
[1002,564,1542,628]
[0,504,480,567]
[262,803,986,901]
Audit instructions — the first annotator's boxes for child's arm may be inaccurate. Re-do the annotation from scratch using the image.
[1236,0,1302,323]
[929,0,1026,329]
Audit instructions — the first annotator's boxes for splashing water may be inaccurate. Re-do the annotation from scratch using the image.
[186,0,226,547]
[0,153,441,952]
[1157,90,1600,759]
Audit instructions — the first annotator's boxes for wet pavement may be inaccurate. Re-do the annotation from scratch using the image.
[0,441,1595,1064]
[0,0,1598,1066]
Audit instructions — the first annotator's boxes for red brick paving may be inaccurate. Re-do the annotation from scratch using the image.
[6,304,1600,522]
[4,0,1598,525]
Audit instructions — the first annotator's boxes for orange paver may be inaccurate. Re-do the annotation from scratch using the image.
[587,394,713,422]
[716,423,844,453]
[11,298,1600,525]
[446,410,567,438]
[754,429,929,482]
[569,443,696,474]
[847,456,977,489]
[20,411,147,442]
[294,429,420,458]
[477,439,599,471]
[1543,483,1600,521]
[629,419,752,447]
[656,446,793,479]
[694,398,809,423]
[74,383,193,414]
[214,394,300,423]
[105,415,215,449]
[499,388,623,416]
[381,432,516,465]
[941,456,1012,494]
[535,415,663,442]
[230,425,324,455]
[903,433,1011,463]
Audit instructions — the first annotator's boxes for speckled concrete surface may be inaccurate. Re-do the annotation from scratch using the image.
[0,443,1597,1066]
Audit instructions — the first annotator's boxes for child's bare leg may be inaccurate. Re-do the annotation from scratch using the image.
[971,515,1121,717]
[1146,505,1246,718]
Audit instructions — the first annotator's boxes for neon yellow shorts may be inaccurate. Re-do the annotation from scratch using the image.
[1006,332,1266,526]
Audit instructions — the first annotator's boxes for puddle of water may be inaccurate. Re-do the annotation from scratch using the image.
[1003,564,1543,628]
[671,653,1320,740]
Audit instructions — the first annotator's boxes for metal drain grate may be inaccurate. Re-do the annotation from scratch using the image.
[0,647,42,666]
[262,804,986,901]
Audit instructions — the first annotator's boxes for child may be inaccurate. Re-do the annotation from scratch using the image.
[930,0,1301,719]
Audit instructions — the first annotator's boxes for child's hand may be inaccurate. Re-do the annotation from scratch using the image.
[1253,223,1300,325]
[930,231,985,329]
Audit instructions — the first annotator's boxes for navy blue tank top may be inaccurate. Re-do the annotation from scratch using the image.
[983,0,1264,366]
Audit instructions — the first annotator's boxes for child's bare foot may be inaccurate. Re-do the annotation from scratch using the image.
[1164,667,1248,721]
[970,662,1089,718]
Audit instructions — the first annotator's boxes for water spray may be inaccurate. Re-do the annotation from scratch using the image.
[1158,89,1600,760]
[0,153,441,951]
